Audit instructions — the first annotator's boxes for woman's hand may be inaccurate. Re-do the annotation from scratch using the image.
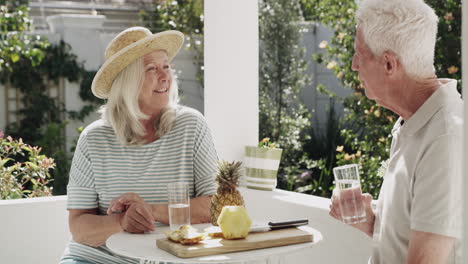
[329,188,376,237]
[119,202,155,233]
[107,192,155,233]
[107,192,144,215]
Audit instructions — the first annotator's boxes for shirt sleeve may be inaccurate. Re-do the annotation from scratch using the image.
[66,132,98,209]
[192,115,218,197]
[411,133,462,239]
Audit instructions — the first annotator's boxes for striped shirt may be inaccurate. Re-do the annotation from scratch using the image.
[61,106,218,264]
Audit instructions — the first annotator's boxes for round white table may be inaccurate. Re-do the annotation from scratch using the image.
[106,223,323,264]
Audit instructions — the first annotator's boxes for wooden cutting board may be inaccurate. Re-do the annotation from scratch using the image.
[156,226,314,258]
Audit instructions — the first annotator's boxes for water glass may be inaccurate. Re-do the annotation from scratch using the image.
[168,182,191,230]
[333,164,366,224]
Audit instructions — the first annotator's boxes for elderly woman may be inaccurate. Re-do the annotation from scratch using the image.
[60,27,217,264]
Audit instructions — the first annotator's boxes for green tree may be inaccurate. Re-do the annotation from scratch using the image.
[259,0,312,190]
[0,1,48,73]
[300,0,461,198]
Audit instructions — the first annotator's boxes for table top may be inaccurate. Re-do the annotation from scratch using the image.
[105,223,323,263]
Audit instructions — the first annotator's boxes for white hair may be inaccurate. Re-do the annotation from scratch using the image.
[356,0,438,79]
[99,57,179,146]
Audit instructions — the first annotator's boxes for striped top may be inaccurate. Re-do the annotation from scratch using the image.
[61,106,218,264]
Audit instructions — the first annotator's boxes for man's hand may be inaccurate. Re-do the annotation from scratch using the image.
[329,188,376,237]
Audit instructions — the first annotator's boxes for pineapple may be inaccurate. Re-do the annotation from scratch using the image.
[210,160,245,226]
[217,206,252,239]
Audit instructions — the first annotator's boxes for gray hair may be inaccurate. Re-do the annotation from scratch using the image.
[99,57,179,146]
[356,0,438,79]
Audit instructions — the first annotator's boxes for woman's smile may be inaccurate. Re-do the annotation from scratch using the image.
[153,87,168,94]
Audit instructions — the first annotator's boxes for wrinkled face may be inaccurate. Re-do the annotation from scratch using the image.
[139,50,172,114]
[351,27,385,101]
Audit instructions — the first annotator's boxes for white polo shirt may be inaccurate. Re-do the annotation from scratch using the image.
[370,79,463,264]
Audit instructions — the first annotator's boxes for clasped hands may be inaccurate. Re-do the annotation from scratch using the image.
[107,192,155,233]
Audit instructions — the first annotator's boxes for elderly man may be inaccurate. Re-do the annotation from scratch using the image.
[329,0,463,263]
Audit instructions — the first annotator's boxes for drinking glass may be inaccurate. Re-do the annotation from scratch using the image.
[168,182,191,230]
[333,164,366,224]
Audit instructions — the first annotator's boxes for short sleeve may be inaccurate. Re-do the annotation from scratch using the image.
[67,132,98,209]
[193,115,218,197]
[411,133,462,238]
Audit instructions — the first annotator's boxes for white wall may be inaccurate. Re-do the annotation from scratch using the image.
[204,0,259,162]
[0,196,70,263]
[47,15,107,70]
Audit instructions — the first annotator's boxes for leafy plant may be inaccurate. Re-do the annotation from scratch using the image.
[296,98,344,197]
[0,132,55,199]
[258,137,280,149]
[36,122,70,195]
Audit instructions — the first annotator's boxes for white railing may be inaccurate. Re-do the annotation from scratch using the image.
[0,195,69,263]
[0,188,372,263]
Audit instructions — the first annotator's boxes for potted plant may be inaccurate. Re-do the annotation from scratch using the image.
[243,138,283,191]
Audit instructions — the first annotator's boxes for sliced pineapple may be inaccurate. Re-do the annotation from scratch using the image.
[204,226,224,238]
[178,225,208,245]
[164,225,207,245]
[164,229,181,243]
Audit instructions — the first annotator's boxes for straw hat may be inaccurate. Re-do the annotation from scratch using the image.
[91,27,184,99]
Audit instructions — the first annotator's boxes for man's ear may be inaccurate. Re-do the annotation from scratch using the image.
[382,51,399,76]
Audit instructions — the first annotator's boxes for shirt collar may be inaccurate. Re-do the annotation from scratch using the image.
[393,78,460,136]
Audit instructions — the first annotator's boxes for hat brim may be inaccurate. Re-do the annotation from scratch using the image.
[91,30,184,99]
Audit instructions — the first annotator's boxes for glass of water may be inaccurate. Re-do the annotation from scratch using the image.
[168,182,191,230]
[333,164,366,224]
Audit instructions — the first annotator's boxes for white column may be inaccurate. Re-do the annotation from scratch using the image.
[462,0,467,261]
[204,0,259,161]
[46,14,106,71]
